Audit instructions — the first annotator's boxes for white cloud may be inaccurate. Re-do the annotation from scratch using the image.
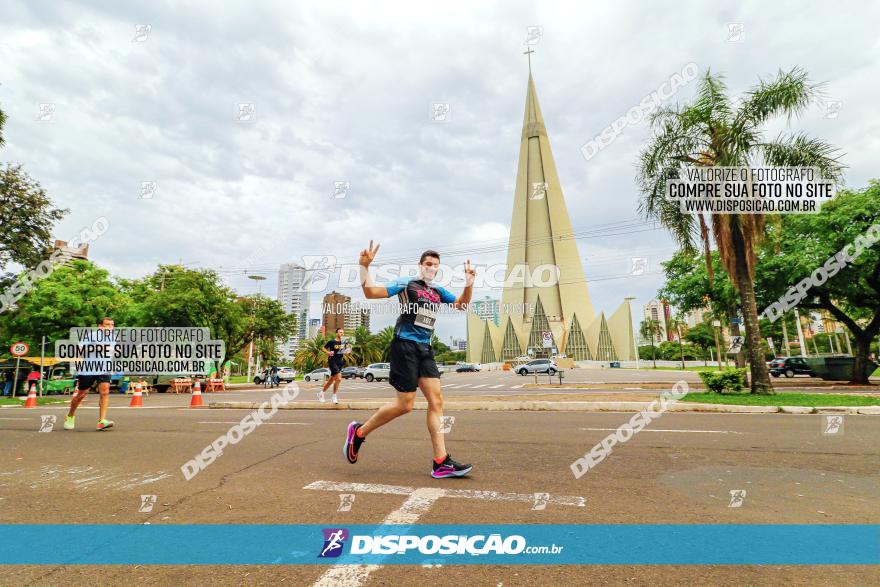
[1,0,877,339]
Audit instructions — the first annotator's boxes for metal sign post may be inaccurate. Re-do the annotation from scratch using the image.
[40,336,46,396]
[10,342,29,397]
[12,357,20,397]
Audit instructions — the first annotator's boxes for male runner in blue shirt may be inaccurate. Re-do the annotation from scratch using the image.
[344,241,476,478]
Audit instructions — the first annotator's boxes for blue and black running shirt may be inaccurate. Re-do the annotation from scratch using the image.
[384,277,457,344]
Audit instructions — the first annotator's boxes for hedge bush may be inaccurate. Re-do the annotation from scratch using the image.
[698,368,747,394]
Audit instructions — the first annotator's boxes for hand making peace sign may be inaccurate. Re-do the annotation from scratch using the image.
[359,240,380,267]
[463,259,477,287]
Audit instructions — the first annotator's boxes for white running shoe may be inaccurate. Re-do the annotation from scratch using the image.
[332,394,339,405]
[318,392,326,403]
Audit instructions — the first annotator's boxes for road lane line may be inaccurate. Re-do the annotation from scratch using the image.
[306,481,584,587]
[579,427,742,434]
[304,480,585,506]
[311,487,445,587]
[197,421,313,425]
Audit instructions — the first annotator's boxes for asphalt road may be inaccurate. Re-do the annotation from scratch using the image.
[0,388,877,586]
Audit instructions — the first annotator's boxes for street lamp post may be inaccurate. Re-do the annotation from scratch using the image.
[794,308,808,357]
[624,296,640,369]
[246,275,267,382]
[712,319,723,371]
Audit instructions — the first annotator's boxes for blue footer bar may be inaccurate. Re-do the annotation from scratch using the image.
[0,525,876,565]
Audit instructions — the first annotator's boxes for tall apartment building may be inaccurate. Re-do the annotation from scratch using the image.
[277,263,310,359]
[684,307,708,329]
[323,291,371,335]
[308,318,323,339]
[450,338,468,351]
[344,307,370,332]
[470,296,500,326]
[51,240,89,265]
[642,300,671,343]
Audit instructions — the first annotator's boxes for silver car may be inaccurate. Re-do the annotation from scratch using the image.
[304,368,330,382]
[364,363,390,382]
[515,358,557,376]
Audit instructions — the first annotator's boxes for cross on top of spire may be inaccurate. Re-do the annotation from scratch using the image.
[523,46,534,73]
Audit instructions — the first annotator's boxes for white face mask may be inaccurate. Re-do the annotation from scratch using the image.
[420,265,437,283]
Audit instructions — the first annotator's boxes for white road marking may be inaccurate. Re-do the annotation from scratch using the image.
[488,384,505,389]
[470,384,488,389]
[24,465,171,490]
[306,481,583,587]
[311,487,444,587]
[579,427,742,434]
[197,421,313,425]
[304,481,585,507]
[512,385,524,389]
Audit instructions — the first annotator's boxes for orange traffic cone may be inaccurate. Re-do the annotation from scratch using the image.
[189,379,203,408]
[129,383,144,407]
[24,382,38,408]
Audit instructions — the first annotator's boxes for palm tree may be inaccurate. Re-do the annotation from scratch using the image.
[374,326,395,362]
[638,67,844,393]
[667,315,687,369]
[640,319,662,368]
[348,326,383,366]
[293,335,330,373]
[255,337,280,366]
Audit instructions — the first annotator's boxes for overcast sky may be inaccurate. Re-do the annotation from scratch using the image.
[2,1,878,343]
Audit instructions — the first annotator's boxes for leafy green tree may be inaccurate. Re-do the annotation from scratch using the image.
[658,250,755,368]
[0,260,130,349]
[657,341,702,361]
[126,265,295,370]
[430,333,451,354]
[0,104,6,147]
[0,164,68,284]
[435,350,466,364]
[256,336,281,366]
[659,250,738,320]
[755,181,880,383]
[638,67,844,393]
[684,321,717,363]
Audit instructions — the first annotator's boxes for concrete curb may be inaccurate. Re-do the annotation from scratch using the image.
[208,400,879,414]
[779,406,815,414]
[814,406,860,415]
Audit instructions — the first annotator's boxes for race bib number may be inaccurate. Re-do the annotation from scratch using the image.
[414,305,437,330]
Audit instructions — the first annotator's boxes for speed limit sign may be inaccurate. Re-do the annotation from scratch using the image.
[10,342,29,357]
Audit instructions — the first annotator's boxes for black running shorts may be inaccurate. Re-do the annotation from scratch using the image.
[389,337,440,392]
[76,374,112,391]
[329,360,344,376]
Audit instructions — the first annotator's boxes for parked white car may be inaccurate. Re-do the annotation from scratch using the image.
[276,367,297,382]
[364,363,390,382]
[304,368,330,382]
